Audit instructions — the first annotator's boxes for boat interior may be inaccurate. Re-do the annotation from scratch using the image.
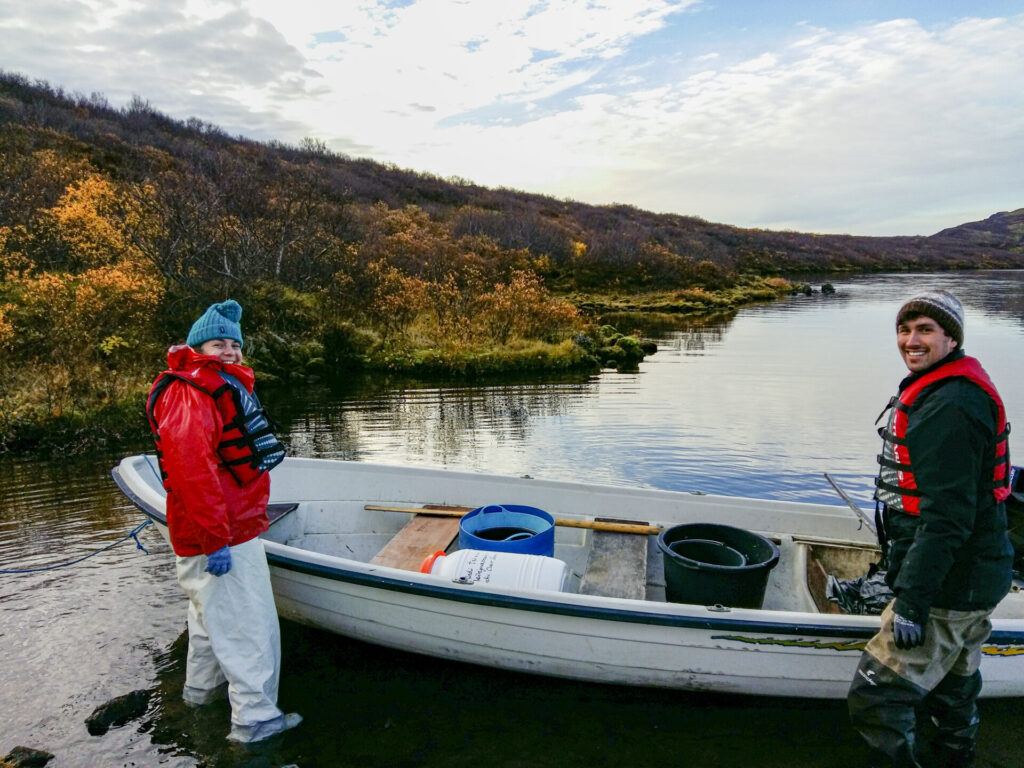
[117,454,1024,619]
[261,499,998,617]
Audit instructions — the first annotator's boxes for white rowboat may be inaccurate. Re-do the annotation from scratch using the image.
[112,455,1024,699]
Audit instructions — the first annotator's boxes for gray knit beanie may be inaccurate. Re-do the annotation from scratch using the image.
[896,290,964,346]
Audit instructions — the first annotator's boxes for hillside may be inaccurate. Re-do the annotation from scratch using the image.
[2,71,1022,292]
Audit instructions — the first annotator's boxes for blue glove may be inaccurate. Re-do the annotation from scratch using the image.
[892,612,924,649]
[205,546,232,576]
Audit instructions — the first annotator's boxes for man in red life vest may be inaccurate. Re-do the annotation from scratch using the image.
[848,290,1013,767]
[147,300,300,743]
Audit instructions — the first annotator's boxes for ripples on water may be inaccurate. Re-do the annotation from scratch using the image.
[3,271,1024,766]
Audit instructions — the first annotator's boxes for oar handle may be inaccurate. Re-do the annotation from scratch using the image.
[363,505,661,536]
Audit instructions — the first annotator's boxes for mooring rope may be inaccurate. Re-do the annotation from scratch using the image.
[0,519,153,574]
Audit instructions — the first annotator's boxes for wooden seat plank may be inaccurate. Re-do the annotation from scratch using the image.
[370,514,461,571]
[579,518,649,600]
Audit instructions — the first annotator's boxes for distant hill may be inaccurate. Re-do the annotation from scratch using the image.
[1,70,1022,292]
[930,208,1024,250]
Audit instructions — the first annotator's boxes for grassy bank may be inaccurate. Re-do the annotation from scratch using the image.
[561,275,797,314]
[1,280,798,457]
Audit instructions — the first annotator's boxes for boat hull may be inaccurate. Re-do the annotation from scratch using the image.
[112,455,1024,698]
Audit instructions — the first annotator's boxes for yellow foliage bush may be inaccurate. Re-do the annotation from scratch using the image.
[45,174,143,269]
[0,304,13,350]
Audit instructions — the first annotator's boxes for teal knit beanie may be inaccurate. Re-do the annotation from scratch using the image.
[187,299,244,348]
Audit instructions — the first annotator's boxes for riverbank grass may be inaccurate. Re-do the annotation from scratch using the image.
[561,276,794,313]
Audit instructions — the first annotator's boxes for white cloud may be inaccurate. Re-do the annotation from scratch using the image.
[407,13,1024,235]
[0,1,1021,234]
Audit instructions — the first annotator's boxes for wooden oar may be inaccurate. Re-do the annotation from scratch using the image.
[363,504,662,536]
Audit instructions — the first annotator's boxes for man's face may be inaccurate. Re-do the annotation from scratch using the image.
[199,337,243,365]
[897,316,957,373]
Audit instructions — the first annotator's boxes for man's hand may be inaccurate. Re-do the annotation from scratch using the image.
[205,545,232,576]
[892,612,925,649]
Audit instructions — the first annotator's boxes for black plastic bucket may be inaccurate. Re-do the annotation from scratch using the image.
[668,539,746,567]
[658,523,780,609]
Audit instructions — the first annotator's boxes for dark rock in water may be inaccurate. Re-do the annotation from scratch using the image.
[85,689,152,736]
[1,746,55,767]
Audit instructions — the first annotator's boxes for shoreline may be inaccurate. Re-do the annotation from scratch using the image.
[1,277,805,457]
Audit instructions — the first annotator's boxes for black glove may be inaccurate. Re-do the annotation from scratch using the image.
[892,612,924,649]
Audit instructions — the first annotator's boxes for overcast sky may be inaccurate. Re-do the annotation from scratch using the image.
[2,0,1022,236]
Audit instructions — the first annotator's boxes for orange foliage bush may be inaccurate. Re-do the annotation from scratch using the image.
[365,260,430,339]
[474,270,579,344]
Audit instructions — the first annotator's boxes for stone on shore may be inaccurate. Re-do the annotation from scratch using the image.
[1,746,55,767]
[84,689,152,736]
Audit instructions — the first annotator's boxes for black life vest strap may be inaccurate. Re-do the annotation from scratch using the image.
[877,453,912,472]
[875,476,923,498]
[875,396,897,426]
[220,424,275,449]
[877,427,908,446]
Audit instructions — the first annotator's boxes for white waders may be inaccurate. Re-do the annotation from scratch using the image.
[176,537,293,741]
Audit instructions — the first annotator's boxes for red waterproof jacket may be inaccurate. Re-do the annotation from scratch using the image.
[148,345,270,556]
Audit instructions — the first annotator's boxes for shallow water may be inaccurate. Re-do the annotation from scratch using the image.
[2,271,1024,767]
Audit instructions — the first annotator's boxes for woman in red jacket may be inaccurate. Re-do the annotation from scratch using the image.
[147,299,300,743]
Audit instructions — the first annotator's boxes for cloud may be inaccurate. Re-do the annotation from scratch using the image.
[0,1,1021,234]
[395,13,1024,235]
[0,0,323,137]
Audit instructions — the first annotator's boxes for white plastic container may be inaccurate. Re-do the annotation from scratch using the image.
[422,548,569,593]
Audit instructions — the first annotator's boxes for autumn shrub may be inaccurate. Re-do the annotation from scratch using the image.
[364,260,430,340]
[321,321,380,372]
[236,280,321,337]
[474,270,579,344]
[0,161,167,449]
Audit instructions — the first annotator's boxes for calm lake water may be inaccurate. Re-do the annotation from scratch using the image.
[2,271,1024,767]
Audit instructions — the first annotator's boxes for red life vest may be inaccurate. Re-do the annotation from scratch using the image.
[875,356,1011,515]
[147,364,284,489]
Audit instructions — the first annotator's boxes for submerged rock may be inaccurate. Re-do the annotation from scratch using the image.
[85,689,152,736]
[1,746,55,767]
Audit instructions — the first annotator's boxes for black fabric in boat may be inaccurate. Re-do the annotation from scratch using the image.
[267,503,298,526]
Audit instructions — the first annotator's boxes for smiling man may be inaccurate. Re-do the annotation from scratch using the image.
[847,290,1014,767]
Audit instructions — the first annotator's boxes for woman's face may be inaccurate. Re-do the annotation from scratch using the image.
[198,337,243,365]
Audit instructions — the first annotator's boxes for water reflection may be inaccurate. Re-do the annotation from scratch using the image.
[599,309,735,346]
[276,374,601,468]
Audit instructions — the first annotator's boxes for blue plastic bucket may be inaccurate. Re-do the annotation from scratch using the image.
[458,504,555,557]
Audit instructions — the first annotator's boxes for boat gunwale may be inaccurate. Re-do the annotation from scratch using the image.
[111,462,1024,646]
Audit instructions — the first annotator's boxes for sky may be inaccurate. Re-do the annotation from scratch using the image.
[1,1,1022,236]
